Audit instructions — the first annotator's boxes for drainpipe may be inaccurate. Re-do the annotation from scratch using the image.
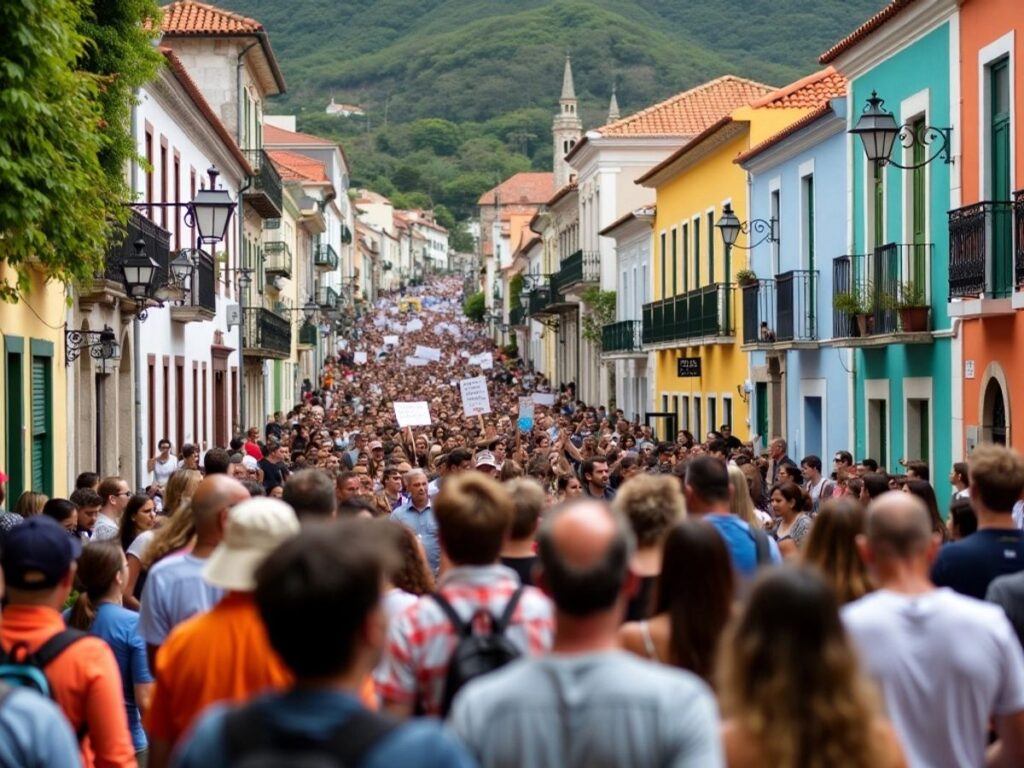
[130,91,145,491]
[236,41,258,435]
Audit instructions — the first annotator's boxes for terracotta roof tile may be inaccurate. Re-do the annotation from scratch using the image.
[264,123,334,147]
[545,181,578,207]
[820,0,920,64]
[159,0,262,34]
[267,150,328,183]
[749,67,846,109]
[478,172,555,206]
[735,103,835,165]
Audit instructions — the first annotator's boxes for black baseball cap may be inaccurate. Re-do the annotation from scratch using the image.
[1,516,81,590]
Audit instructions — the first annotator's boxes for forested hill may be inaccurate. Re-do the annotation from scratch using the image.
[214,0,883,228]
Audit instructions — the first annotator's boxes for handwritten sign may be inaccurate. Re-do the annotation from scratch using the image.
[353,351,367,365]
[407,318,424,332]
[414,345,442,362]
[531,392,556,406]
[460,376,492,416]
[469,352,494,370]
[384,335,399,347]
[518,397,535,432]
[393,401,432,428]
[405,356,429,367]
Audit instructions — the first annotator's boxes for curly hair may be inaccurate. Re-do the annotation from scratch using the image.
[612,473,685,548]
[382,520,434,596]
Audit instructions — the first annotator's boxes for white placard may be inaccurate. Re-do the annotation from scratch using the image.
[460,350,471,358]
[459,376,492,416]
[337,340,348,350]
[353,351,368,365]
[414,345,442,362]
[478,351,493,370]
[393,401,432,427]
[405,356,429,367]
[407,318,424,332]
[531,392,556,406]
[383,335,400,347]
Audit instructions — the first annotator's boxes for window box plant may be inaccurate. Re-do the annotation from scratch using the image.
[898,280,929,332]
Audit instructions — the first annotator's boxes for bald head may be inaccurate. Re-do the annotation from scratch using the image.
[865,491,933,559]
[192,474,250,535]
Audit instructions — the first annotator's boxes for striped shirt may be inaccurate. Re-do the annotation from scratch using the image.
[374,564,553,716]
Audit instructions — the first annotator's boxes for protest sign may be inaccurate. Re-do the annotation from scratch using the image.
[353,351,368,365]
[407,318,424,332]
[459,376,491,416]
[414,345,442,362]
[518,397,535,432]
[531,392,556,406]
[393,401,432,428]
[405,356,429,367]
[383,335,400,347]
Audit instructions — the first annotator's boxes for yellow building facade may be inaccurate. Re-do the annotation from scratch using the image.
[638,100,812,442]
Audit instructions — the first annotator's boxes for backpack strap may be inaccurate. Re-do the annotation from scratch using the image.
[430,592,471,637]
[494,586,526,634]
[751,527,772,566]
[33,629,89,669]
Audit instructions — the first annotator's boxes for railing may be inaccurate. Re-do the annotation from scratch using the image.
[104,209,171,288]
[527,288,549,316]
[174,250,216,314]
[641,283,734,345]
[1015,190,1024,288]
[743,270,819,344]
[602,320,642,352]
[509,306,526,326]
[243,307,291,357]
[314,242,339,271]
[317,285,339,309]
[558,249,600,288]
[263,240,292,279]
[949,201,1014,299]
[243,148,283,218]
[298,322,317,346]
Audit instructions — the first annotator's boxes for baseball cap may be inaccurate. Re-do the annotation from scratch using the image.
[475,450,497,469]
[203,498,300,591]
[368,440,383,451]
[1,516,82,590]
[241,455,259,472]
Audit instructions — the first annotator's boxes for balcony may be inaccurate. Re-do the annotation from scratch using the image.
[317,285,339,310]
[527,287,550,316]
[948,201,1015,317]
[1015,190,1024,290]
[314,242,339,272]
[263,240,292,281]
[170,251,217,323]
[558,250,600,292]
[298,321,317,347]
[601,320,643,354]
[642,283,734,346]
[509,306,526,327]
[81,209,171,307]
[830,243,934,348]
[740,270,819,351]
[242,307,291,359]
[243,149,283,219]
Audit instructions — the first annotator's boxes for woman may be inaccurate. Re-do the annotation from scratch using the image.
[381,520,435,622]
[619,519,733,682]
[947,496,977,541]
[42,498,78,534]
[118,494,158,610]
[613,474,685,621]
[13,490,47,518]
[67,542,154,762]
[770,482,812,558]
[556,474,582,500]
[718,567,905,768]
[134,468,203,589]
[903,479,950,543]
[729,465,771,530]
[740,463,771,523]
[802,498,872,604]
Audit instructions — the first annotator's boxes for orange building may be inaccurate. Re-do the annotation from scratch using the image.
[949,0,1024,449]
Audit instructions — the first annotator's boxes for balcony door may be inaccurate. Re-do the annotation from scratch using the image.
[910,117,928,296]
[991,57,1012,296]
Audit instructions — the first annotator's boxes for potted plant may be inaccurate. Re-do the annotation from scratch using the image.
[735,268,759,287]
[833,290,874,336]
[898,280,929,332]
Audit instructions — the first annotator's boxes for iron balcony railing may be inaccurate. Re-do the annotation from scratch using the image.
[1015,190,1024,288]
[527,288,549,316]
[263,240,292,280]
[172,250,216,315]
[314,242,339,271]
[298,321,317,346]
[832,242,933,338]
[558,249,600,288]
[641,283,734,345]
[104,209,171,287]
[741,270,819,345]
[243,148,283,218]
[243,307,291,358]
[317,285,339,310]
[509,306,526,327]
[949,201,1014,299]
[602,320,642,352]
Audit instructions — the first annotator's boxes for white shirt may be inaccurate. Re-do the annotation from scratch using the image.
[92,512,120,543]
[843,588,1024,768]
[152,454,177,486]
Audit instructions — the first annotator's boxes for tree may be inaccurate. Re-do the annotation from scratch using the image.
[463,290,485,321]
[408,118,461,156]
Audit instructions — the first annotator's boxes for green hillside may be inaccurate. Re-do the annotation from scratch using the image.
[214,0,883,226]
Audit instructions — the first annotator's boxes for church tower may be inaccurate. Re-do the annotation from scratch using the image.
[607,84,620,123]
[552,54,582,188]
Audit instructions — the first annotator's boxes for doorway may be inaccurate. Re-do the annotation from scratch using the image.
[982,378,1008,446]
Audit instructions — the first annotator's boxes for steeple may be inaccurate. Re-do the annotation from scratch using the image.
[607,83,620,123]
[552,53,583,188]
[561,55,576,101]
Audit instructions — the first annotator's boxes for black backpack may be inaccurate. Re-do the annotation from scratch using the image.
[749,526,773,567]
[223,704,398,768]
[431,586,525,716]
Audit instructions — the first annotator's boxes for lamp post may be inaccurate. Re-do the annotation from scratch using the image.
[65,325,119,365]
[850,90,952,169]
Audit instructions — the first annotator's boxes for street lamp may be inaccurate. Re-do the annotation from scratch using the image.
[121,238,160,301]
[65,325,119,365]
[850,90,951,168]
[187,167,237,244]
[714,203,777,251]
[301,299,318,324]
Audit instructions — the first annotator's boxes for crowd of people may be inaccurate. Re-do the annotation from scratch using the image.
[2,274,1024,767]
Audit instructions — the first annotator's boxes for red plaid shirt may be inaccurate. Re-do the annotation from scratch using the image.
[374,564,554,715]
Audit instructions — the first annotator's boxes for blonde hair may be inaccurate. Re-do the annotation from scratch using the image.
[728,464,757,527]
[612,474,685,548]
[164,469,202,519]
[803,498,873,604]
[13,491,48,518]
[143,469,202,568]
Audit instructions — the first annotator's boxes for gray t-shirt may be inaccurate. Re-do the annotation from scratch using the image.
[987,571,1024,649]
[449,650,722,768]
[843,588,1024,768]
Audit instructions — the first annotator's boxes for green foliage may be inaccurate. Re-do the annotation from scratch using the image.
[509,273,524,312]
[899,280,927,308]
[580,287,616,347]
[735,268,758,285]
[463,290,485,321]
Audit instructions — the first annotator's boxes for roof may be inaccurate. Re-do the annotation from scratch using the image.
[158,47,252,176]
[353,189,391,205]
[820,0,920,64]
[735,103,835,165]
[264,123,334,147]
[267,150,329,183]
[749,67,846,109]
[478,172,555,206]
[546,181,578,207]
[598,207,656,236]
[635,116,737,185]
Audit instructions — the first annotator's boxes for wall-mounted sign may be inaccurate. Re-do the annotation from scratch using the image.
[677,357,701,378]
[965,360,975,380]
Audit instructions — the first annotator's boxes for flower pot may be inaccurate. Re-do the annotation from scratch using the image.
[855,313,875,337]
[899,307,929,333]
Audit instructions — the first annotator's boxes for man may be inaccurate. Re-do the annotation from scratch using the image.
[0,517,136,767]
[832,450,855,495]
[69,488,102,542]
[335,470,361,508]
[843,491,1024,768]
[950,461,970,499]
[450,498,722,767]
[720,423,743,452]
[243,429,263,461]
[391,469,439,574]
[379,467,406,511]
[368,439,386,466]
[203,447,231,476]
[767,437,796,485]
[145,497,300,768]
[179,444,200,471]
[492,440,507,470]
[858,458,879,476]
[933,444,1024,599]
[148,439,178,489]
[801,455,833,514]
[173,521,475,767]
[654,443,676,472]
[258,442,288,493]
[499,478,544,586]
[75,472,100,492]
[283,469,336,520]
[376,473,553,716]
[706,439,728,463]
[860,472,890,505]
[905,460,929,482]
[92,476,130,542]
[139,475,249,664]
[428,448,472,498]
[474,450,498,479]
[264,412,284,443]
[684,456,780,578]
[581,457,614,501]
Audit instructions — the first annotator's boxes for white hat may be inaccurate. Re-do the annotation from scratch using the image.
[241,455,259,471]
[475,450,497,469]
[203,498,300,591]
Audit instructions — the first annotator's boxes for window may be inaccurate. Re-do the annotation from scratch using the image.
[906,399,930,463]
[160,141,168,229]
[670,228,678,296]
[693,396,702,439]
[707,212,715,284]
[723,397,733,431]
[190,168,197,252]
[803,396,823,458]
[770,189,781,275]
[145,129,153,219]
[163,358,170,442]
[708,395,717,436]
[693,218,701,286]
[30,349,53,495]
[659,232,667,299]
[681,396,690,430]
[871,163,884,248]
[192,365,198,447]
[6,341,24,502]
[681,222,690,292]
[174,153,181,250]
[909,117,927,290]
[802,175,815,269]
[147,357,155,456]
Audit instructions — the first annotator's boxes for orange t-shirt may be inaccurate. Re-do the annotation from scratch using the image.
[0,604,137,768]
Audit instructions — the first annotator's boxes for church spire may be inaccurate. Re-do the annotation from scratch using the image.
[561,54,576,101]
[553,52,582,188]
[607,83,620,123]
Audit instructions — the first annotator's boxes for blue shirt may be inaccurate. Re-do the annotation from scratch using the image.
[391,501,440,573]
[139,553,223,646]
[933,528,1024,600]
[705,513,781,578]
[173,689,476,768]
[89,602,154,750]
[0,686,80,768]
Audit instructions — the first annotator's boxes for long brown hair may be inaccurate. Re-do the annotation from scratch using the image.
[802,498,873,604]
[68,542,124,631]
[381,519,434,595]
[654,520,734,682]
[143,472,202,569]
[718,567,884,768]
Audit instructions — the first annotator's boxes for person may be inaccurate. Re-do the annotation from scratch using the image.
[12,490,47,519]
[720,423,743,452]
[719,567,905,768]
[94,477,131,542]
[0,516,137,767]
[619,519,733,682]
[770,481,812,557]
[66,541,154,761]
[381,520,435,622]
[70,487,103,541]
[556,473,582,500]
[728,463,771,529]
[139,475,248,664]
[613,474,684,621]
[473,450,498,479]
[282,468,336,520]
[42,497,78,534]
[148,440,177,489]
[843,491,1024,768]
[947,496,977,541]
[378,467,406,513]
[801,497,872,604]
[861,472,891,504]
[0,536,81,768]
[802,455,833,514]
[905,460,929,482]
[202,447,231,476]
[0,471,20,533]
[499,477,544,586]
[684,456,780,578]
[76,472,101,492]
[859,458,879,475]
[145,497,300,768]
[932,443,1024,599]
[173,520,476,768]
[767,437,796,485]
[950,461,970,499]
[581,457,614,500]
[335,470,361,508]
[903,478,949,543]
[258,442,288,494]
[117,494,156,610]
[450,498,722,767]
[390,468,439,574]
[376,473,553,717]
